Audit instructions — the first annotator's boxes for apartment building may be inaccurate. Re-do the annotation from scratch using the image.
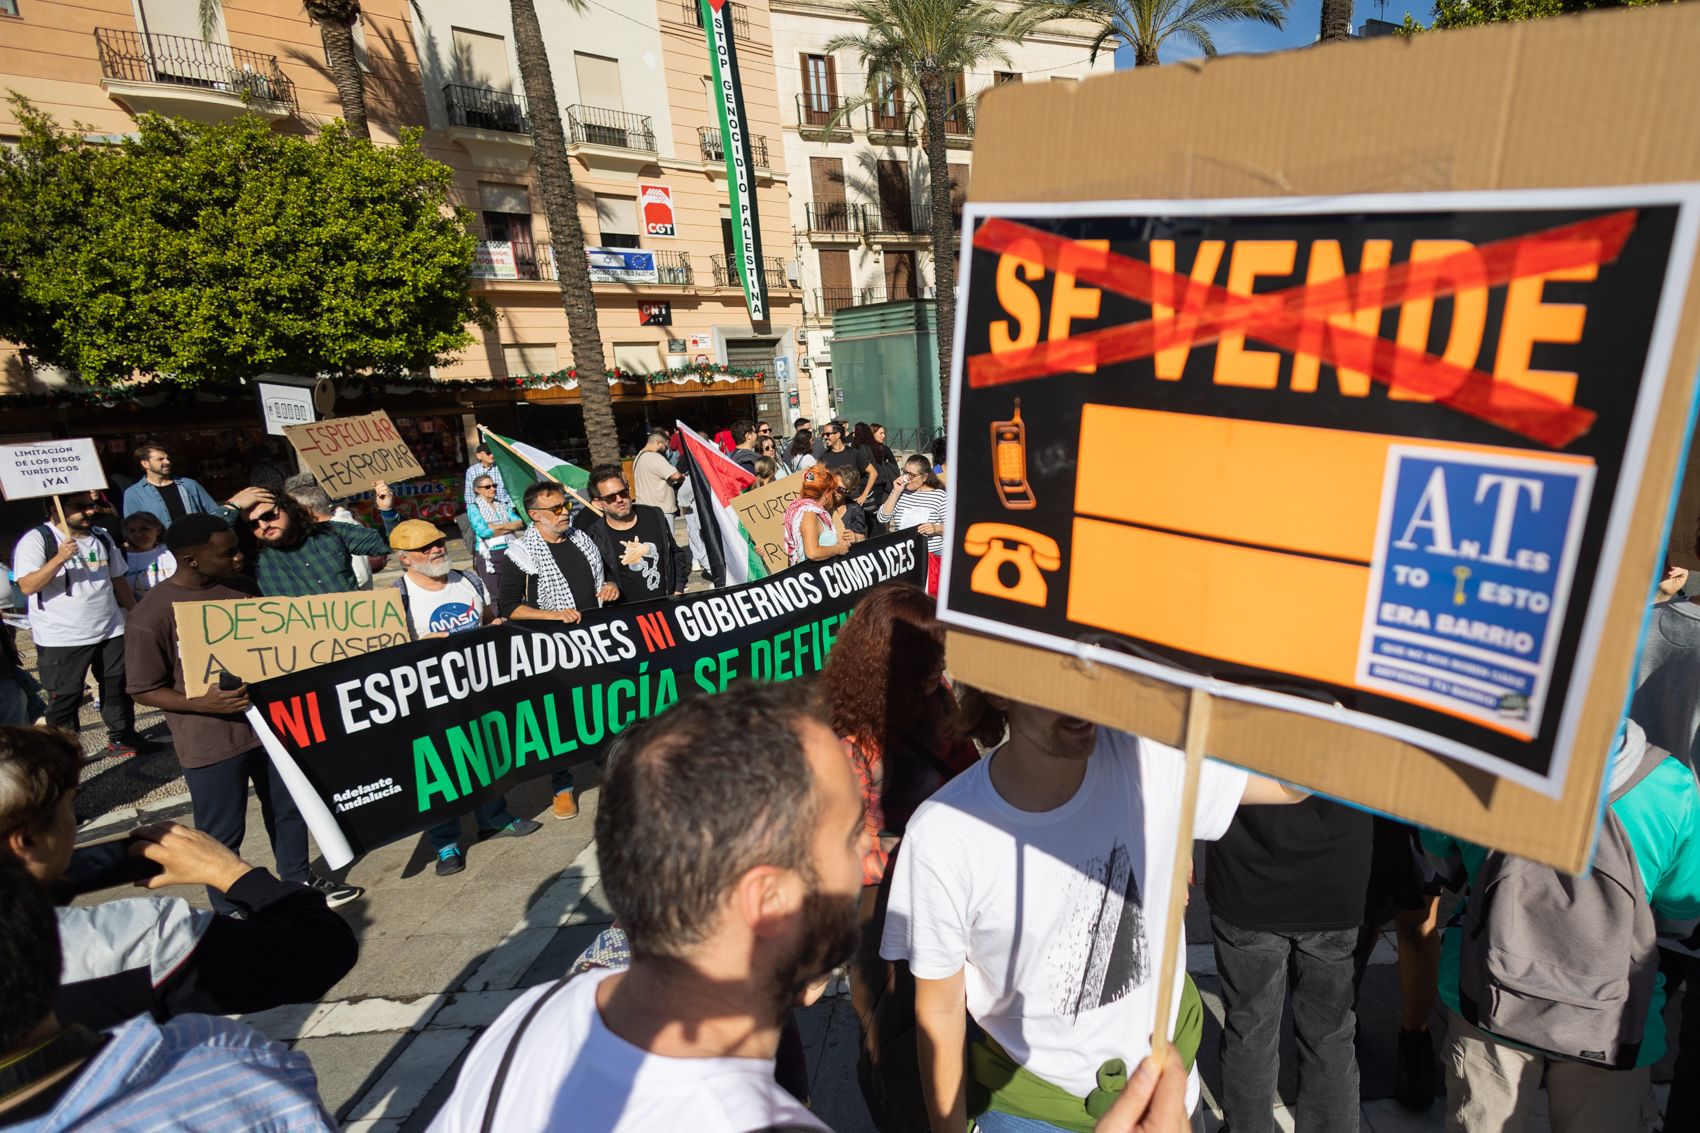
[771,0,1110,410]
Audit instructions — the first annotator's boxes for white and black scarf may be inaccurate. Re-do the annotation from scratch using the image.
[506,525,604,611]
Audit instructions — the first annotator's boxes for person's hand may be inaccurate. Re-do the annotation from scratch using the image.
[1659,565,1689,599]
[842,531,864,545]
[798,975,833,1008]
[421,631,449,640]
[193,682,251,714]
[1091,1046,1189,1133]
[372,481,395,511]
[558,608,583,624]
[128,823,252,894]
[597,582,620,603]
[226,486,274,512]
[50,537,79,566]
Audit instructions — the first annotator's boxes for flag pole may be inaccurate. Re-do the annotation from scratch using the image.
[478,424,596,512]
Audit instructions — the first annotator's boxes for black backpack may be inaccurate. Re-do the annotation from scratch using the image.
[28,524,120,612]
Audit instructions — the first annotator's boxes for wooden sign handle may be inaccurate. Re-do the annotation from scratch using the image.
[1151,686,1211,1061]
[52,494,68,534]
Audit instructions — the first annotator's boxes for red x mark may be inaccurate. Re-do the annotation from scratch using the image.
[966,211,1638,448]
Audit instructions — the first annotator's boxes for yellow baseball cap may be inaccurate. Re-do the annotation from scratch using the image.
[388,519,447,551]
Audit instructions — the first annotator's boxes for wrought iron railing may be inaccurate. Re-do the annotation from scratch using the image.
[868,203,931,235]
[867,102,912,137]
[944,105,973,137]
[474,238,555,281]
[655,250,694,286]
[813,287,873,316]
[713,254,790,291]
[805,202,863,235]
[681,0,752,39]
[796,92,851,131]
[565,105,657,152]
[93,28,296,111]
[443,83,530,134]
[697,126,770,168]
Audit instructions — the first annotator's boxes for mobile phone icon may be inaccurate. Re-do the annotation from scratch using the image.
[991,399,1035,510]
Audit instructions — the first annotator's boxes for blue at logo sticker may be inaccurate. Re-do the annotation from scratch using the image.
[427,601,480,635]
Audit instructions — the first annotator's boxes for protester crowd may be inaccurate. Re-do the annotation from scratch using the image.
[0,428,1694,1133]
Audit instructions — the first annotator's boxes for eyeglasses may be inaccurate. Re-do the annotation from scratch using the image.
[596,488,631,503]
[822,429,841,438]
[531,502,569,516]
[247,507,282,526]
[475,483,495,491]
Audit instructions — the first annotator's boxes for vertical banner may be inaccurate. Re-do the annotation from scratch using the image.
[701,0,769,322]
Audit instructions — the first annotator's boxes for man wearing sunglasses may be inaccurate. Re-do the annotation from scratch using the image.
[244,480,399,598]
[498,481,617,821]
[583,465,682,604]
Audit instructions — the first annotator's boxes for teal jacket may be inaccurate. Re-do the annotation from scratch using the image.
[1422,752,1700,1067]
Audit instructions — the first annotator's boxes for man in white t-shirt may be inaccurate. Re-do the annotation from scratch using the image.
[428,682,864,1133]
[11,491,146,758]
[389,520,540,876]
[883,696,1306,1132]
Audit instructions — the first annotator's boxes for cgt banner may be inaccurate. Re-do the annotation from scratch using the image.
[246,531,927,867]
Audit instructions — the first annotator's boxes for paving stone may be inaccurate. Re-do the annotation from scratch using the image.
[291,1032,411,1122]
[343,1028,478,1122]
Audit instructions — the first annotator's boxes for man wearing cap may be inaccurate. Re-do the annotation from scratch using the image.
[390,520,541,875]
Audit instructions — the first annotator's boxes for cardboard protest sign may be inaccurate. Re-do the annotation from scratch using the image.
[245,531,927,867]
[175,590,410,697]
[0,438,108,501]
[940,5,1700,872]
[284,410,425,500]
[733,476,849,575]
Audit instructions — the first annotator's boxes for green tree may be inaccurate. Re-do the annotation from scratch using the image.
[506,0,620,468]
[1320,0,1354,40]
[1,105,484,386]
[1416,0,1659,29]
[825,0,1047,419]
[1040,0,1289,65]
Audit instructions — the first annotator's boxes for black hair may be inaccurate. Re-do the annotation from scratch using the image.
[165,513,233,554]
[929,435,947,464]
[793,418,810,430]
[731,419,756,443]
[522,480,566,512]
[588,464,625,496]
[474,443,492,456]
[133,441,168,464]
[0,857,60,1053]
[595,682,825,959]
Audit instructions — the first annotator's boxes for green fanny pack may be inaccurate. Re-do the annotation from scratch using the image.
[966,974,1203,1133]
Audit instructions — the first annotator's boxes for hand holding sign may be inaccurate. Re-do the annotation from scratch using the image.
[194,681,251,715]
[373,480,394,511]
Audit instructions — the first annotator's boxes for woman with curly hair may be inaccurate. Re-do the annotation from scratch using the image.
[822,581,979,1132]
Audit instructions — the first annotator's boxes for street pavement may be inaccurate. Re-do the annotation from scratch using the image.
[51,542,1681,1132]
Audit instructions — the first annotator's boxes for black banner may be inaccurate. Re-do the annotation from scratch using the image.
[248,532,926,865]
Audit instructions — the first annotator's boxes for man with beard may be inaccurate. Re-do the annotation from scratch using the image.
[583,464,682,602]
[388,519,541,876]
[243,480,399,597]
[427,682,864,1133]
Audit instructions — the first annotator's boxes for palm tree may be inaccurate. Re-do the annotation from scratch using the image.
[201,0,371,139]
[825,0,1046,423]
[1041,0,1288,66]
[1319,0,1354,40]
[507,0,619,467]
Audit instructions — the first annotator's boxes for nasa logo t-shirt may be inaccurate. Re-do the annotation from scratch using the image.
[403,573,485,637]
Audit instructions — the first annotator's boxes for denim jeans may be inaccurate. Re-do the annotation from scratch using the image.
[1212,915,1361,1133]
[425,797,519,852]
[182,747,309,915]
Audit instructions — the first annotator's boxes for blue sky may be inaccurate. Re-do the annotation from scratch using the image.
[1111,0,1439,65]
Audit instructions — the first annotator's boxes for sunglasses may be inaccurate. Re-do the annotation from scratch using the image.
[531,502,569,516]
[475,483,495,490]
[596,488,631,503]
[247,507,282,526]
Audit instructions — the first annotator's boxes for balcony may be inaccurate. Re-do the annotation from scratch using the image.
[866,103,913,144]
[712,254,791,292]
[680,0,752,39]
[94,28,296,123]
[944,105,973,149]
[655,250,694,286]
[697,126,770,170]
[813,287,874,317]
[566,105,657,170]
[442,83,534,173]
[472,239,556,282]
[805,202,864,244]
[796,93,852,141]
[866,203,932,243]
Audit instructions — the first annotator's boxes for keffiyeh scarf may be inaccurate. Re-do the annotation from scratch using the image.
[507,525,604,611]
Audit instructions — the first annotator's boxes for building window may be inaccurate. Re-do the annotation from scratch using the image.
[0,1,20,17]
[801,53,836,121]
[596,195,641,249]
[613,342,663,374]
[994,71,1020,84]
[503,343,559,377]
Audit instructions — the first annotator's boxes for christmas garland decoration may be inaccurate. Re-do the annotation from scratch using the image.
[0,365,773,409]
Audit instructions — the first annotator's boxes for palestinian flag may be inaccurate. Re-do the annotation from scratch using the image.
[676,420,767,585]
[480,428,591,514]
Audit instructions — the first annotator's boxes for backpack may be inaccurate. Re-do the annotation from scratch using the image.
[1456,742,1668,1068]
[393,569,488,639]
[29,524,120,611]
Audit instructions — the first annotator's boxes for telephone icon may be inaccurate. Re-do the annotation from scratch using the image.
[991,399,1036,510]
[963,523,1061,608]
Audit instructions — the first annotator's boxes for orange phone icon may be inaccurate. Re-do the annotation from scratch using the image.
[991,399,1036,510]
[963,523,1061,608]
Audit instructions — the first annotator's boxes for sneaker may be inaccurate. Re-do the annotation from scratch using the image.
[104,739,139,759]
[308,873,365,908]
[435,847,466,877]
[483,817,542,840]
[1394,1028,1436,1112]
[552,791,579,820]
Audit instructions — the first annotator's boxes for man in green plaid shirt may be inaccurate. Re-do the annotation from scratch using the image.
[244,479,401,598]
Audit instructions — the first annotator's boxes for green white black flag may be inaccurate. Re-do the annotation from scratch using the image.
[701,0,769,322]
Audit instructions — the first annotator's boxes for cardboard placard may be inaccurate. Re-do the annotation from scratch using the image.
[0,438,108,501]
[942,5,1700,872]
[732,476,848,574]
[284,410,425,501]
[175,590,410,697]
